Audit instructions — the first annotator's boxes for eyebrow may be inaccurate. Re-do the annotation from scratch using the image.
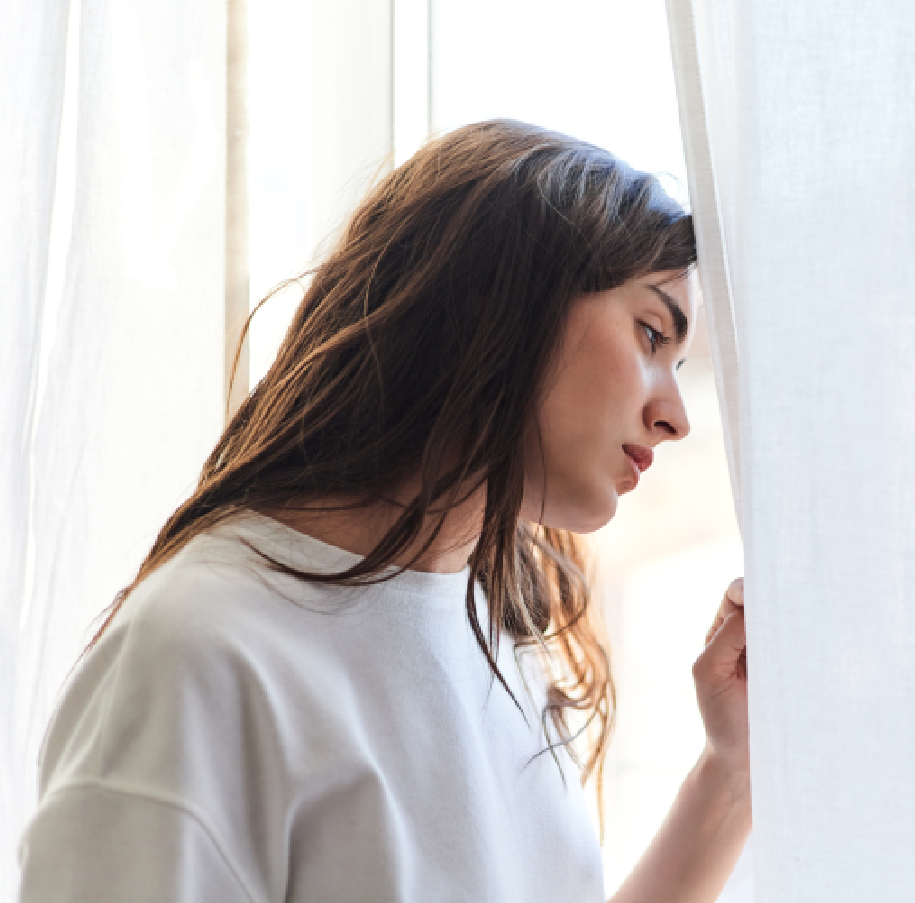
[648,285,689,343]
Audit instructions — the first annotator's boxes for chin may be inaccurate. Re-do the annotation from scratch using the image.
[579,505,618,534]
[540,493,619,535]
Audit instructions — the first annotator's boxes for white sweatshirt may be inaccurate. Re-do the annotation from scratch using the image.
[19,513,604,902]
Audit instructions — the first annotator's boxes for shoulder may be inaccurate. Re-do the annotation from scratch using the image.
[114,514,365,676]
[31,519,381,901]
[38,520,356,796]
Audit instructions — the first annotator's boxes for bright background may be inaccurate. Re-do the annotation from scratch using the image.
[247,0,745,896]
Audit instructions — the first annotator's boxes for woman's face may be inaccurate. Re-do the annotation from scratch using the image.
[521,269,696,533]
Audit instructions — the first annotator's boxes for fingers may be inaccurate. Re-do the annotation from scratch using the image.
[695,608,747,685]
[693,607,750,768]
[713,609,746,658]
[726,578,744,607]
[705,578,744,647]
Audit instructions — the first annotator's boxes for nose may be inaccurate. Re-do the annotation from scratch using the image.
[644,378,690,442]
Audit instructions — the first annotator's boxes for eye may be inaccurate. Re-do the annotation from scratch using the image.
[639,321,671,354]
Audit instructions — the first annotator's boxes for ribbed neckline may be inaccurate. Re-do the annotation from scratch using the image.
[214,510,473,601]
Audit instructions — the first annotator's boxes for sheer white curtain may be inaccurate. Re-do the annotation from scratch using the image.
[669,0,915,899]
[3,1,395,896]
[1,1,71,890]
[0,0,227,897]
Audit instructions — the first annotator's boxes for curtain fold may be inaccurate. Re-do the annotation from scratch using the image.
[665,0,741,523]
[668,1,915,900]
[5,1,399,895]
[1,0,227,896]
[1,2,72,900]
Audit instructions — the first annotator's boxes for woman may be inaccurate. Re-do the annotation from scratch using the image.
[19,120,749,902]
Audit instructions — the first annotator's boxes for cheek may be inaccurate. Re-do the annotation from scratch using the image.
[525,327,642,507]
[545,327,640,438]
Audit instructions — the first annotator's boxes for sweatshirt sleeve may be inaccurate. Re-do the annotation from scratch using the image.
[19,780,258,903]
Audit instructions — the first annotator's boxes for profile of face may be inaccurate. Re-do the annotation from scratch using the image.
[521,269,697,533]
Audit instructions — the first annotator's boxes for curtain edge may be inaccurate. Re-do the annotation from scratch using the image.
[664,0,743,530]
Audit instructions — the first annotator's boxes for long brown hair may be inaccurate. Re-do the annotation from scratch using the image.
[92,119,695,792]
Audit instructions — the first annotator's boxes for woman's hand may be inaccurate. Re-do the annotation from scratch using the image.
[693,578,749,794]
[609,578,752,903]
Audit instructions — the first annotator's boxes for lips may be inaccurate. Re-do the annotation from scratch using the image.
[622,443,653,473]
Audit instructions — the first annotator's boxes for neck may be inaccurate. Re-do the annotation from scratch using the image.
[258,480,486,574]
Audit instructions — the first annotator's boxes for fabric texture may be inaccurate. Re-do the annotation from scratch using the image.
[19,514,604,903]
[665,5,752,897]
[667,0,915,900]
[1,2,72,898]
[1,0,227,896]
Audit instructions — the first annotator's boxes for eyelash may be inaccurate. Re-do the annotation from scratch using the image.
[639,321,671,353]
